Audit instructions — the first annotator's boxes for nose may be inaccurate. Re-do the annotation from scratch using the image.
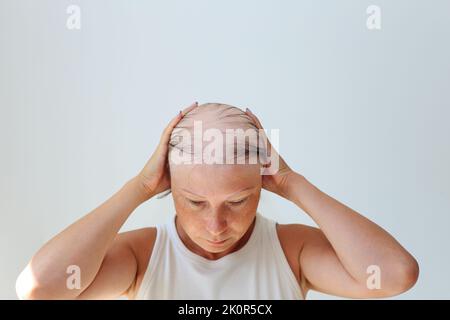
[205,211,228,237]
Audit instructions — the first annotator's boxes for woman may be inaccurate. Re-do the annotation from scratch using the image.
[16,102,419,300]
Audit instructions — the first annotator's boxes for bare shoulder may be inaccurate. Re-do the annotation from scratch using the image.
[276,222,316,253]
[120,227,157,299]
[276,222,318,297]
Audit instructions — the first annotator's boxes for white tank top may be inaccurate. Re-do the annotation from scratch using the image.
[135,212,304,299]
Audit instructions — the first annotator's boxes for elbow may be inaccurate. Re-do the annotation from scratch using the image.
[16,267,40,300]
[400,257,420,291]
[383,257,420,297]
[16,283,42,300]
[16,265,66,300]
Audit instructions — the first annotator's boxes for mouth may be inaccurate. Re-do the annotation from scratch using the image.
[207,238,229,246]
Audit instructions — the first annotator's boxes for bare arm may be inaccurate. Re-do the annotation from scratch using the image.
[16,102,199,300]
[286,173,419,298]
[16,177,150,299]
[244,108,419,299]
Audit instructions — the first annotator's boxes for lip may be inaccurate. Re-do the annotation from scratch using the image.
[207,239,228,246]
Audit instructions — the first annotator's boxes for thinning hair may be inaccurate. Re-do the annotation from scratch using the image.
[157,103,268,199]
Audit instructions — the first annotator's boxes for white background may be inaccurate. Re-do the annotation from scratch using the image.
[1,0,449,299]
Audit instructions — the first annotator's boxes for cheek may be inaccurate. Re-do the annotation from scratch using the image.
[241,192,260,215]
[173,192,196,214]
[176,212,204,238]
[227,210,257,234]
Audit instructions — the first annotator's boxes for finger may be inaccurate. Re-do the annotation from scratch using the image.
[163,102,197,135]
[181,101,198,116]
[245,108,274,149]
[161,112,182,140]
[245,108,264,129]
[159,101,198,147]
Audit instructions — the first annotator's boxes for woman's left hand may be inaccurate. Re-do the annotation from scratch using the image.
[245,108,296,199]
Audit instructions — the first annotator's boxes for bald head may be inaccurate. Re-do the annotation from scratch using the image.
[172,103,257,134]
[168,103,266,166]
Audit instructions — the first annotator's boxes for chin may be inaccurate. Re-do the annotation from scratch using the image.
[203,239,234,252]
[205,246,227,253]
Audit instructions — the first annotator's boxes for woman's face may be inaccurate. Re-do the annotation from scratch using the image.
[170,163,262,258]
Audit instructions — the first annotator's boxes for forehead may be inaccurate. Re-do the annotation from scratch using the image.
[171,163,261,196]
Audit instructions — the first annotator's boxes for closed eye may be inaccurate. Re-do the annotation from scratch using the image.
[188,200,205,206]
[188,198,248,206]
[228,198,248,205]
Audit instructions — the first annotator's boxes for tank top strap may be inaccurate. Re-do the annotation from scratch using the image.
[259,215,305,299]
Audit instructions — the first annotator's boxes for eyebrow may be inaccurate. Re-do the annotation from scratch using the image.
[181,186,257,200]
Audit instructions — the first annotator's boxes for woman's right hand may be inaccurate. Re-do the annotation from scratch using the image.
[136,102,198,201]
